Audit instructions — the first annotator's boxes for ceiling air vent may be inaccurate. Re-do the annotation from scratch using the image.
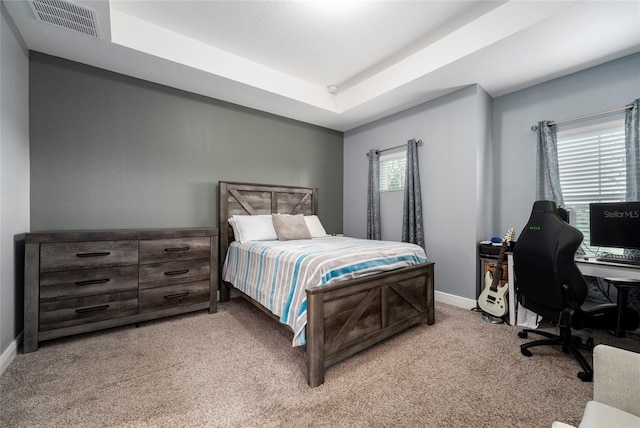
[29,0,99,38]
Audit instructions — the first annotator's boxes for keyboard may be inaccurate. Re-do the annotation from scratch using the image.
[596,254,640,266]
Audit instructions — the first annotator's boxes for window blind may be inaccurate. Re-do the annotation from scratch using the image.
[557,122,626,251]
[379,150,406,192]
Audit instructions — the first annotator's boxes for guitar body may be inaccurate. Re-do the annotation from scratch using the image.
[479,270,509,317]
[478,228,515,318]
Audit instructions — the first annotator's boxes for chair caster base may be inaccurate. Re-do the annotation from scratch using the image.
[577,371,593,382]
[521,348,532,357]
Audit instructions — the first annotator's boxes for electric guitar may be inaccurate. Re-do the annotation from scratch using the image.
[478,228,515,317]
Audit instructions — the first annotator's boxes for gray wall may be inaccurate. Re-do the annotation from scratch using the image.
[1,4,30,362]
[342,52,640,305]
[8,34,640,363]
[493,53,640,238]
[29,53,343,233]
[344,85,493,301]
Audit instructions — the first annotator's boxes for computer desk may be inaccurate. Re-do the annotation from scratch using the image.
[505,255,640,330]
[575,257,640,337]
[574,256,640,280]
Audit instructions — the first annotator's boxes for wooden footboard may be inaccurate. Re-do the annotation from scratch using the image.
[218,181,436,388]
[306,262,435,387]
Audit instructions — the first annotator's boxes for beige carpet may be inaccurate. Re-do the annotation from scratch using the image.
[1,299,639,428]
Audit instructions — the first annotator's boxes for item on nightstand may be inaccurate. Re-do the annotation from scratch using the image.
[552,345,640,428]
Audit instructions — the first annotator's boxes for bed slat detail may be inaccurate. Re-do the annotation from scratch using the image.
[326,288,378,355]
[229,189,257,215]
[289,193,311,215]
[389,281,427,313]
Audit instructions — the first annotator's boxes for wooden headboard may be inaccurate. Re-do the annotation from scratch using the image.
[218,181,318,270]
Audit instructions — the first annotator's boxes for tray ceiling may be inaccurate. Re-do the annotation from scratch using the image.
[6,1,640,131]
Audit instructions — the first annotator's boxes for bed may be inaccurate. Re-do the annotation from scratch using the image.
[218,181,435,387]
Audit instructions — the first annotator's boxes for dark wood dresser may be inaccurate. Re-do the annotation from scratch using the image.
[24,228,218,353]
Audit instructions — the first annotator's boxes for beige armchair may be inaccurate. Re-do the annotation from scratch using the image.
[552,344,640,428]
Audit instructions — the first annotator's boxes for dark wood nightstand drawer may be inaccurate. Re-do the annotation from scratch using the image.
[138,260,210,289]
[39,291,138,331]
[139,237,210,264]
[139,281,210,313]
[40,266,139,301]
[40,241,138,272]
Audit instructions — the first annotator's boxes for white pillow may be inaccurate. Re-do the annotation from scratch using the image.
[228,217,240,240]
[304,215,328,238]
[229,215,278,243]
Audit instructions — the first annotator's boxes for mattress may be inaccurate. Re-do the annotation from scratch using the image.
[222,236,428,346]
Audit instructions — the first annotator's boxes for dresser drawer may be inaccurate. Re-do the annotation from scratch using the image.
[40,241,138,273]
[39,291,138,331]
[139,260,210,289]
[24,228,217,353]
[139,280,210,313]
[40,266,139,301]
[139,237,210,264]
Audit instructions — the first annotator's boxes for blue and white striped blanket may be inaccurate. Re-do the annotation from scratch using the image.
[222,236,428,346]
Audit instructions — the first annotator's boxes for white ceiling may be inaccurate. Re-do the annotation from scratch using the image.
[5,0,640,131]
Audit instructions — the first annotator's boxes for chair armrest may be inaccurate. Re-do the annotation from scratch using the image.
[593,344,640,417]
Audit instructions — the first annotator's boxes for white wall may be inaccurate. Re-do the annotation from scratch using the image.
[1,2,30,371]
[343,85,492,301]
[493,53,640,238]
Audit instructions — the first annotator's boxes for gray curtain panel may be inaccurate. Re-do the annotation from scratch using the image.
[624,99,640,313]
[367,149,381,240]
[625,98,639,201]
[536,120,564,206]
[402,139,425,249]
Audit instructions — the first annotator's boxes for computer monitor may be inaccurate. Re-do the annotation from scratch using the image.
[589,201,640,250]
[557,207,575,226]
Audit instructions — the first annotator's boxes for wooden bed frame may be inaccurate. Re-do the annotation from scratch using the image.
[218,181,435,387]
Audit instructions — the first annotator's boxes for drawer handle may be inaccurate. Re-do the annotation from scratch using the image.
[76,252,111,258]
[75,304,110,313]
[164,292,189,300]
[165,246,190,252]
[164,269,189,276]
[76,278,110,286]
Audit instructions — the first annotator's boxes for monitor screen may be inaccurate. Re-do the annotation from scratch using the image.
[589,202,640,250]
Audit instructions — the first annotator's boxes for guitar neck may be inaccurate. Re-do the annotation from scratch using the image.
[488,228,515,292]
[490,244,508,290]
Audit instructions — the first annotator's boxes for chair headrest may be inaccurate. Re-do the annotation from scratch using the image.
[532,200,557,214]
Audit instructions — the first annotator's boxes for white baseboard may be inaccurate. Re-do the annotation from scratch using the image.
[0,331,22,376]
[435,290,477,310]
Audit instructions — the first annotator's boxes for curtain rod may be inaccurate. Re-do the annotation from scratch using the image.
[366,139,423,157]
[530,104,634,132]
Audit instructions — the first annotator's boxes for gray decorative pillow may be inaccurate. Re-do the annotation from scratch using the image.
[272,214,312,241]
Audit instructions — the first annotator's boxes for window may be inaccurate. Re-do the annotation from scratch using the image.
[557,120,625,254]
[379,150,406,192]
